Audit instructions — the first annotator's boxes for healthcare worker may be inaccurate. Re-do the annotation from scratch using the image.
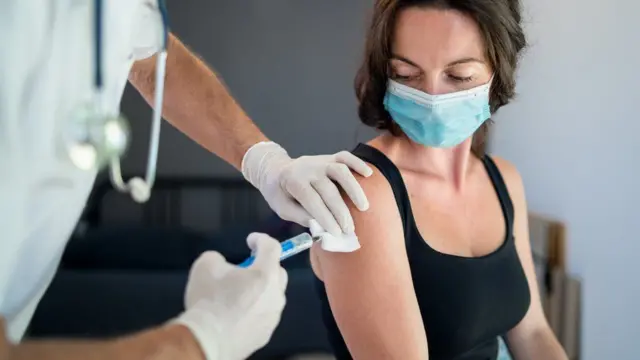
[0,1,372,359]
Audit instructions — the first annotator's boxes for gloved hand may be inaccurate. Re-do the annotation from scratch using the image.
[174,233,288,360]
[241,141,373,236]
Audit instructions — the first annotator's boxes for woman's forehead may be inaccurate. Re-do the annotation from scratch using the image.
[392,7,486,67]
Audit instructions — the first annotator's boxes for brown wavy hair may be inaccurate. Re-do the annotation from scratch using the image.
[354,0,527,156]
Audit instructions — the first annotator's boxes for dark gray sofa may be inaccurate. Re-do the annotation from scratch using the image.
[26,178,333,359]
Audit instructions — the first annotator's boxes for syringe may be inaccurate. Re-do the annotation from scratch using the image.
[238,232,319,268]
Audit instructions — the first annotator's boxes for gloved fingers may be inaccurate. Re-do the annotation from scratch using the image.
[193,251,235,278]
[279,267,289,293]
[311,178,354,234]
[326,163,370,212]
[247,233,283,272]
[185,251,234,308]
[273,197,314,228]
[285,181,342,236]
[334,151,373,177]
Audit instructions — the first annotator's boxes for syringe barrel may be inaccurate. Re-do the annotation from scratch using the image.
[238,232,314,267]
[279,232,314,260]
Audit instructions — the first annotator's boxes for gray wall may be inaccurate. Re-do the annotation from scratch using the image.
[120,0,377,178]
[490,0,640,358]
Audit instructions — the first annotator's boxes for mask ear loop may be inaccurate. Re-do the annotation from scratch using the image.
[109,0,169,203]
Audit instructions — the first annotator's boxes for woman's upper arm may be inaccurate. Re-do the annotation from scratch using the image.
[312,169,429,360]
[492,158,558,346]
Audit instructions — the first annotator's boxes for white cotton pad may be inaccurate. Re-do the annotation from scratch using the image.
[309,219,361,253]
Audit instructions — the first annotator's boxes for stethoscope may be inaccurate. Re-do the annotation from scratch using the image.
[64,0,169,203]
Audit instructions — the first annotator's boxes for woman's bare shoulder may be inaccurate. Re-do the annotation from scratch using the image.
[311,161,406,279]
[487,155,526,199]
[309,160,428,359]
[350,161,399,216]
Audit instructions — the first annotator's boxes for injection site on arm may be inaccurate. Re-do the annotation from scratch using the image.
[311,167,429,359]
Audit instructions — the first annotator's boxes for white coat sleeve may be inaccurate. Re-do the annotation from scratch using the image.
[130,0,165,61]
[0,0,43,340]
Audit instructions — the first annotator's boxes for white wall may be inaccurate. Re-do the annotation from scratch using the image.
[490,0,640,358]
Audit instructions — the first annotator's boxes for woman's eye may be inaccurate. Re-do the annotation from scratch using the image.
[448,74,474,83]
[392,73,420,81]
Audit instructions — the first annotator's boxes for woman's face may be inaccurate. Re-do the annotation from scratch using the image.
[390,7,492,95]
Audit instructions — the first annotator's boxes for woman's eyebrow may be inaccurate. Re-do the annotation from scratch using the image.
[391,55,485,68]
[390,54,421,68]
[446,57,485,67]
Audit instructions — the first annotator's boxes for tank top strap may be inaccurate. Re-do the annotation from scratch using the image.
[351,145,515,242]
[481,155,515,237]
[351,144,415,244]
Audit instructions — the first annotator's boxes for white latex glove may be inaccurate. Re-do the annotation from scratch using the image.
[174,233,288,360]
[241,142,373,236]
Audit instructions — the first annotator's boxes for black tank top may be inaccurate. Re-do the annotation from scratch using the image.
[314,144,531,360]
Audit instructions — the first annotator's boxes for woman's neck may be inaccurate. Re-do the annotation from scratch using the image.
[369,133,474,190]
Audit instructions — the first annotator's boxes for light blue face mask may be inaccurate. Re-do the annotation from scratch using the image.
[383,78,493,148]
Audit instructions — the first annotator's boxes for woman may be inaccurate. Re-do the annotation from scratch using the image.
[310,0,568,359]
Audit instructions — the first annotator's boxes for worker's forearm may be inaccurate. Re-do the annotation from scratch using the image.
[4,324,205,360]
[128,33,268,170]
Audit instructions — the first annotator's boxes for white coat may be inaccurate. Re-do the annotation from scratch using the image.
[0,0,163,343]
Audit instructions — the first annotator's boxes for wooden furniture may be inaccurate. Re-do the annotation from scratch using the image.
[528,213,581,360]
